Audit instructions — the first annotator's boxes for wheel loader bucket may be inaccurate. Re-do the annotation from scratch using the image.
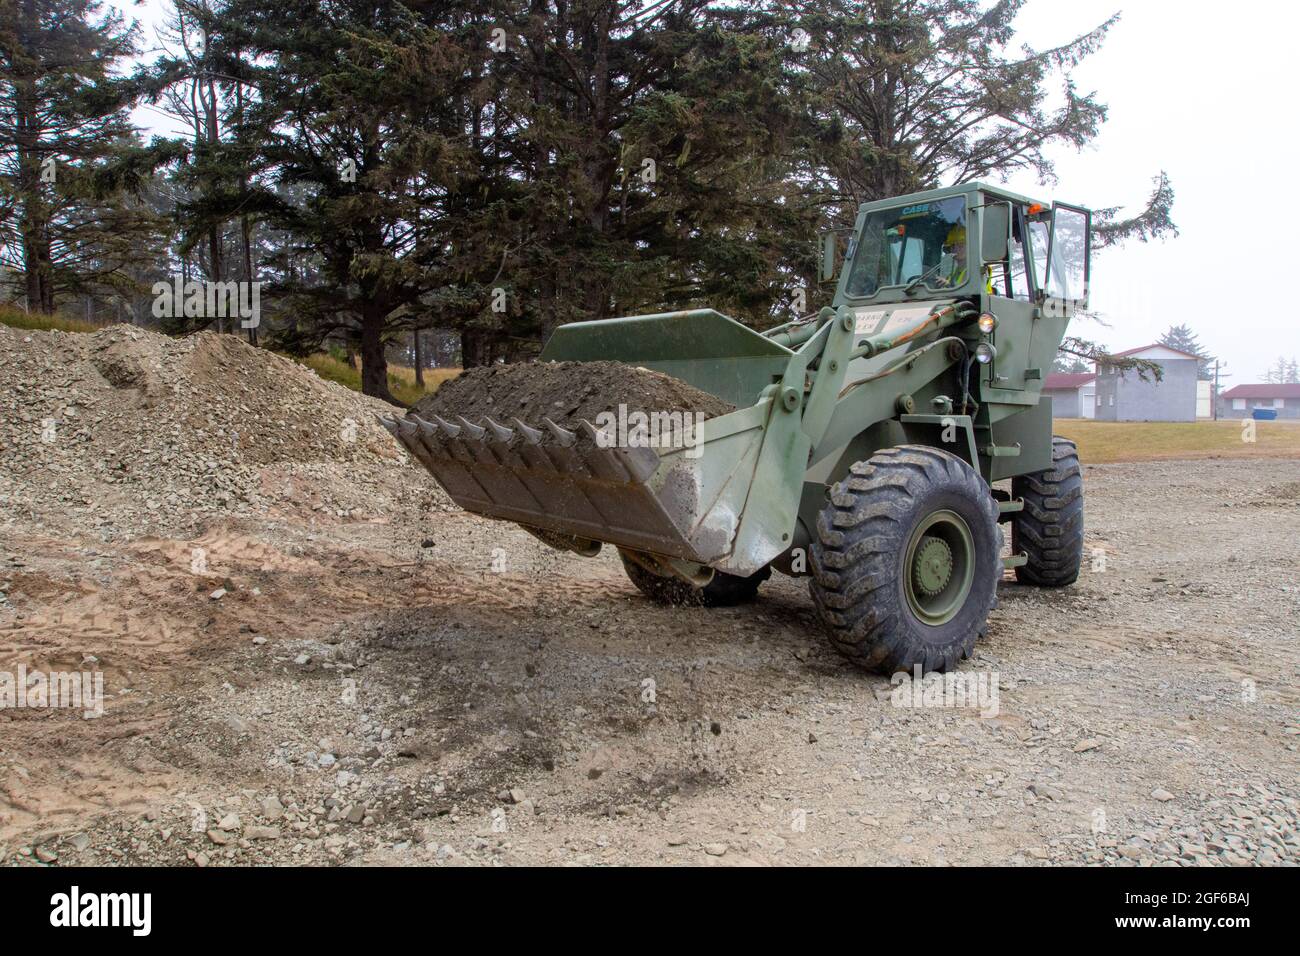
[381,309,817,575]
[381,399,787,575]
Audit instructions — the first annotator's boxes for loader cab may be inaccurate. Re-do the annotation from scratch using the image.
[830,184,1089,310]
[827,183,1090,402]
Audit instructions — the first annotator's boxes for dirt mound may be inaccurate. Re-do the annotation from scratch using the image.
[0,323,436,537]
[410,360,735,428]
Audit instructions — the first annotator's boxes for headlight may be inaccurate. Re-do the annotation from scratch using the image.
[978,313,997,334]
[975,342,997,365]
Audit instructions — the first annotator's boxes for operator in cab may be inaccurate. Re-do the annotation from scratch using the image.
[936,224,993,293]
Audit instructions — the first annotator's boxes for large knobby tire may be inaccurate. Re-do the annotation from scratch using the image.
[619,550,770,607]
[809,446,1001,674]
[1012,436,1084,587]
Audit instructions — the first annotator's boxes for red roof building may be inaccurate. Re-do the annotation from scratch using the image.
[1218,382,1300,419]
[1219,383,1300,400]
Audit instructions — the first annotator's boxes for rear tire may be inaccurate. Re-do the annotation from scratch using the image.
[809,446,1001,674]
[1012,436,1084,587]
[619,551,769,607]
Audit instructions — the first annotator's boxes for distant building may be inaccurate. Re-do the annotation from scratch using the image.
[1042,372,1096,419]
[1094,344,1199,422]
[1217,383,1300,420]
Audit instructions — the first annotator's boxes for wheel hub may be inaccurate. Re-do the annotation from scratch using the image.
[903,509,976,627]
[912,536,953,597]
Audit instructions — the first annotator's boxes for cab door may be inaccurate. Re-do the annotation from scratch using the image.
[1043,203,1091,309]
[982,201,1037,394]
[1026,203,1092,387]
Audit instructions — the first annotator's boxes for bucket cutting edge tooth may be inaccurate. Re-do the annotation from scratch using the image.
[409,415,453,462]
[376,414,399,435]
[512,420,560,473]
[511,417,544,445]
[456,415,487,440]
[483,417,515,443]
[576,419,631,482]
[392,418,431,460]
[542,418,576,446]
[611,443,660,483]
[481,416,533,471]
[432,414,462,437]
[577,419,610,447]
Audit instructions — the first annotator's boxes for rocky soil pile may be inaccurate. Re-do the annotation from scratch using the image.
[0,324,436,538]
[412,360,735,429]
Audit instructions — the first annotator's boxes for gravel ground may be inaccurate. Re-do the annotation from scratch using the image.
[1,328,1297,867]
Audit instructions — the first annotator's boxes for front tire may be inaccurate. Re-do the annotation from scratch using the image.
[809,446,1001,674]
[1012,437,1084,587]
[619,550,770,607]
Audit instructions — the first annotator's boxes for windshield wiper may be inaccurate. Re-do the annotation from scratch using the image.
[903,263,942,295]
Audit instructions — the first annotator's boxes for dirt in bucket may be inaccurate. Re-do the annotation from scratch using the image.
[409,360,736,429]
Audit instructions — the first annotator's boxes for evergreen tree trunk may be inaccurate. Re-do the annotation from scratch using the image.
[22,227,55,313]
[461,329,494,368]
[413,330,424,386]
[204,70,223,332]
[14,1,54,314]
[359,303,400,405]
[241,215,255,344]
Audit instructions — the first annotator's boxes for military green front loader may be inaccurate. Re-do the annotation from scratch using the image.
[382,182,1088,673]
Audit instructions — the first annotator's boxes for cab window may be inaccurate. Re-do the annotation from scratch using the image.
[845,196,968,297]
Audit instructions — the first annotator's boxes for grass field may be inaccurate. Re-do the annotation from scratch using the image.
[1054,418,1300,464]
[0,303,103,334]
[299,353,459,406]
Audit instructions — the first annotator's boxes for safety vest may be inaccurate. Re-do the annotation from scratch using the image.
[952,265,995,293]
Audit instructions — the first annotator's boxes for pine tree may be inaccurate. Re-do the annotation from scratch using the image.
[778,0,1176,245]
[1052,352,1089,374]
[183,0,482,401]
[1264,356,1298,385]
[0,0,167,312]
[451,1,812,357]
[1158,323,1214,380]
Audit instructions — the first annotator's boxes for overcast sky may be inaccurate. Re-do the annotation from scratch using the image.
[1003,0,1297,382]
[113,0,1297,382]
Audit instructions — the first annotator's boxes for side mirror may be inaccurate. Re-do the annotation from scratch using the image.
[981,202,1010,264]
[819,231,840,284]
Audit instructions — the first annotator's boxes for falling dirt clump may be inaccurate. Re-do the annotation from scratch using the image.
[410,360,735,428]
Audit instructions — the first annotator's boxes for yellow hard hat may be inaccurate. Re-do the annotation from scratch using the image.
[944,224,967,249]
